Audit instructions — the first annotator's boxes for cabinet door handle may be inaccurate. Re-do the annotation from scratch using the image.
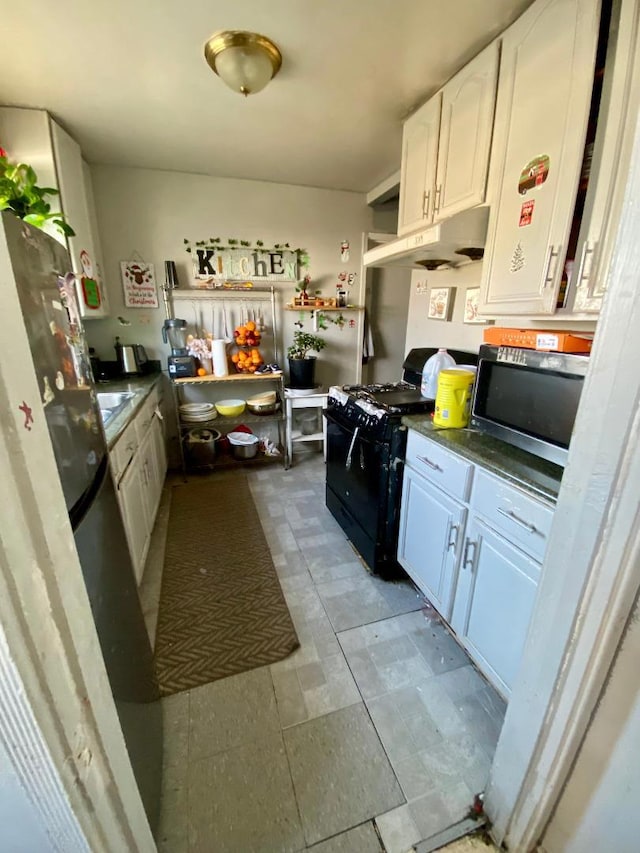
[422,189,431,218]
[462,538,477,570]
[433,184,442,217]
[417,454,442,472]
[496,506,539,535]
[540,244,561,293]
[575,241,598,297]
[447,522,459,552]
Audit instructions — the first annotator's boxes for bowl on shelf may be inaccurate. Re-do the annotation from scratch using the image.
[215,399,246,417]
[247,400,281,416]
[246,390,279,415]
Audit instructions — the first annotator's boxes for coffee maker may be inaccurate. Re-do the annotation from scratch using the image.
[161,262,196,377]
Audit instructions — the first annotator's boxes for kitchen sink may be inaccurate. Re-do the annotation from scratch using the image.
[97,391,136,425]
[97,391,136,408]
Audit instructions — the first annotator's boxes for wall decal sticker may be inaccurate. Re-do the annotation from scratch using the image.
[19,401,34,431]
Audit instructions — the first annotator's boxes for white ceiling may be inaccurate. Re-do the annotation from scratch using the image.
[0,0,533,193]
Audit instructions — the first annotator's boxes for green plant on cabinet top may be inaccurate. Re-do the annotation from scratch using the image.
[0,147,75,237]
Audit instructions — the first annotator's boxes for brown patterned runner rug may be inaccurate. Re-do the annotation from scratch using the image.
[154,473,299,696]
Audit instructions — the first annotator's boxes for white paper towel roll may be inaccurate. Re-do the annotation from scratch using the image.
[212,339,229,377]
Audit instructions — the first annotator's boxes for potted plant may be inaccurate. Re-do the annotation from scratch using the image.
[0,147,74,237]
[287,330,326,389]
[294,274,314,307]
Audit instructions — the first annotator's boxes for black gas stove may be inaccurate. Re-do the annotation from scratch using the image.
[327,381,433,440]
[325,349,478,578]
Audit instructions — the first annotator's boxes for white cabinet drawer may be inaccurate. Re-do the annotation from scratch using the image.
[405,430,473,501]
[110,421,139,483]
[470,468,553,562]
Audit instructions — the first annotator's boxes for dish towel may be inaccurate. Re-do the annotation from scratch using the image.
[362,308,375,364]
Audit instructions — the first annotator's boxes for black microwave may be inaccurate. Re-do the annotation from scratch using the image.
[471,345,590,467]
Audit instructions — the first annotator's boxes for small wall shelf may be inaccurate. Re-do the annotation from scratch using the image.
[284,305,363,312]
[173,372,282,385]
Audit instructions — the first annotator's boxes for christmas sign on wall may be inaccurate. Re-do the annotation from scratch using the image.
[120,261,159,308]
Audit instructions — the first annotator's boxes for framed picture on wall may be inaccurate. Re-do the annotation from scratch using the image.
[428,287,454,321]
[463,286,487,324]
[120,261,159,309]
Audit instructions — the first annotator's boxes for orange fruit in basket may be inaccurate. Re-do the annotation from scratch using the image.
[231,354,239,364]
[246,321,256,332]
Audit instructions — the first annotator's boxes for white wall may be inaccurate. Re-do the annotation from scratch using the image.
[86,166,372,388]
[404,264,488,355]
[542,596,640,853]
[362,201,414,383]
[364,265,412,383]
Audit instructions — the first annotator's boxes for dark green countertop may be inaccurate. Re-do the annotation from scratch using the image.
[97,373,164,448]
[401,415,563,503]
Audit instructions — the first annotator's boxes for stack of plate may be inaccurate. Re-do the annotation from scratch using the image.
[179,402,217,423]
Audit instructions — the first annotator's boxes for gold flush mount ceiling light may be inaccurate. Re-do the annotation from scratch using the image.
[204,30,282,96]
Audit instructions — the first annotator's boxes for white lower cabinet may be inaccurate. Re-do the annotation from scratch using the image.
[112,391,167,585]
[148,414,167,518]
[399,429,554,697]
[118,450,151,585]
[450,516,541,697]
[398,466,466,621]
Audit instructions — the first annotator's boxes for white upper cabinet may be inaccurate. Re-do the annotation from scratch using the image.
[397,42,499,237]
[398,94,442,235]
[50,120,109,319]
[435,42,500,221]
[479,0,601,315]
[0,108,108,319]
[562,0,640,314]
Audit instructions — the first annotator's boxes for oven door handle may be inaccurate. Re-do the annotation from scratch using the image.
[345,426,360,471]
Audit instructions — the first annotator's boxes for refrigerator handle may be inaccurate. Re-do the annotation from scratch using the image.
[69,455,109,531]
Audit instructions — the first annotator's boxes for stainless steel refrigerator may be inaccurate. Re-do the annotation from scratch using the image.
[1,211,162,831]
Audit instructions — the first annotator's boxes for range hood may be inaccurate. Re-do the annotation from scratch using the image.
[364,206,489,270]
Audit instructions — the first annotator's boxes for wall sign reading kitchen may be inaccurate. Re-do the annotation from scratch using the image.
[184,237,308,284]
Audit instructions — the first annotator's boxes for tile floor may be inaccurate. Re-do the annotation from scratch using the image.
[140,451,506,853]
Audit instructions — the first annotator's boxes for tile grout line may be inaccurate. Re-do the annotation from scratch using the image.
[266,665,308,850]
[265,474,410,849]
[334,623,410,815]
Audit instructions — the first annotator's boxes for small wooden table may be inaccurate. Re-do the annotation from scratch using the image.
[284,388,328,467]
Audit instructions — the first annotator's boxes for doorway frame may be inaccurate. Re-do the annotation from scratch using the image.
[0,227,155,851]
[485,44,640,849]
